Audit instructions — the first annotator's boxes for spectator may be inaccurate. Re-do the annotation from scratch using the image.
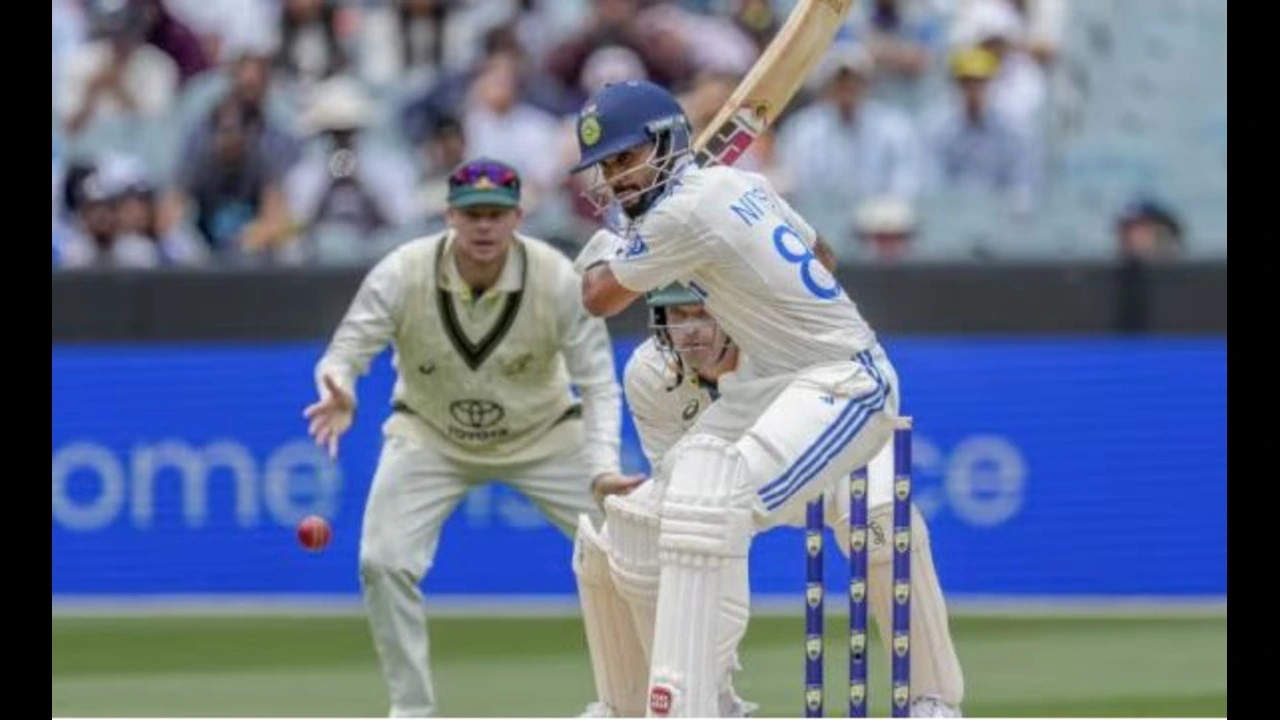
[461,51,563,206]
[775,45,924,253]
[415,114,469,232]
[633,3,758,77]
[852,194,917,262]
[1010,0,1065,67]
[726,0,784,54]
[58,166,128,268]
[923,46,1037,215]
[136,0,213,84]
[1116,199,1184,262]
[103,155,208,265]
[580,44,649,99]
[57,0,179,137]
[59,161,98,228]
[954,0,1066,67]
[164,98,294,261]
[545,0,694,104]
[164,37,301,257]
[274,0,350,91]
[399,24,575,147]
[949,0,1046,139]
[284,76,419,265]
[358,0,496,92]
[843,0,951,108]
[53,137,75,266]
[52,0,89,120]
[177,33,300,145]
[229,41,296,132]
[162,0,275,66]
[60,155,204,268]
[509,0,593,70]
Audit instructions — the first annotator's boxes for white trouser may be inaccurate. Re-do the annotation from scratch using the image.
[359,429,603,717]
[691,345,901,528]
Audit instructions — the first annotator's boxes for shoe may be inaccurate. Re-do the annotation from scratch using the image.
[721,690,759,717]
[721,657,758,717]
[910,695,961,717]
[578,701,614,717]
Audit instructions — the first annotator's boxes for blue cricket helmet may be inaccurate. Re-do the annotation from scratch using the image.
[571,80,691,174]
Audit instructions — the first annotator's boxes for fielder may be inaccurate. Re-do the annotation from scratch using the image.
[304,158,636,718]
[573,283,759,718]
[568,80,961,717]
[577,285,964,717]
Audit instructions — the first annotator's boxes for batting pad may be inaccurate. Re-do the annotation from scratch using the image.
[605,487,662,662]
[865,504,965,708]
[574,514,650,717]
[648,436,754,717]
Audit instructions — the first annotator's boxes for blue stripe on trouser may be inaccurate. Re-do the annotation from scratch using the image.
[757,352,886,504]
[757,352,889,512]
[757,352,885,504]
[758,392,884,511]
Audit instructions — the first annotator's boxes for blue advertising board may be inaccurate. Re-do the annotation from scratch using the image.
[52,338,1226,598]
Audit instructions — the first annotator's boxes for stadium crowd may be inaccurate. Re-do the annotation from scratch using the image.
[51,0,1210,269]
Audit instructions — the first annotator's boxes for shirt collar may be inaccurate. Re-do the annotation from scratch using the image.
[438,229,525,297]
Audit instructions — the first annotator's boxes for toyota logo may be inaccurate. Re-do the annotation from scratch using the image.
[449,400,505,429]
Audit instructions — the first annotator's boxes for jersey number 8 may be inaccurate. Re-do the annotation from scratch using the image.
[772,223,842,300]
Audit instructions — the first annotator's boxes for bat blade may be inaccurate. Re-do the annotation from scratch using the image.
[692,0,854,168]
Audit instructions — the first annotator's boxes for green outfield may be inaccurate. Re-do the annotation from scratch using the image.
[52,613,1226,717]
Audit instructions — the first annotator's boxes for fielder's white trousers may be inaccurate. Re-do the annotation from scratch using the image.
[358,429,603,717]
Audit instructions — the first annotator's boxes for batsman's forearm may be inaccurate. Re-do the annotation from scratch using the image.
[582,264,640,317]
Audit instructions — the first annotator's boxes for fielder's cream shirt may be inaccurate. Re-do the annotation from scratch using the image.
[316,229,622,478]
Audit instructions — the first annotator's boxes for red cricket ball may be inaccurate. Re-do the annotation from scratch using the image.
[297,515,332,551]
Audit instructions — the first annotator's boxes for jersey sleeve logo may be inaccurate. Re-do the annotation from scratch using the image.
[681,398,700,421]
[624,233,649,258]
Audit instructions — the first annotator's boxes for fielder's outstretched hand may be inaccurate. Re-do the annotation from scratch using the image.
[591,472,647,508]
[304,374,355,459]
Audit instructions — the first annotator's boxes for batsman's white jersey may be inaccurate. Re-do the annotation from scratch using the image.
[609,163,898,520]
[318,230,620,718]
[611,163,877,380]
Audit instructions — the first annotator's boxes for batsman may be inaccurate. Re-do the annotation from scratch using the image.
[570,80,961,717]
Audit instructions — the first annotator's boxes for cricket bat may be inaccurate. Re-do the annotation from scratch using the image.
[692,0,855,168]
